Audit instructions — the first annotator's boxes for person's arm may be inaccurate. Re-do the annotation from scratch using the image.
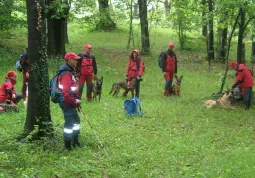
[126,60,131,77]
[232,70,244,88]
[92,55,97,75]
[174,53,177,74]
[161,52,167,73]
[138,60,144,77]
[61,74,76,106]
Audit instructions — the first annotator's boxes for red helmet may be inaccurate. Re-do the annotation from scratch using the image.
[7,71,18,77]
[64,52,81,61]
[230,61,238,69]
[168,42,174,47]
[84,44,92,49]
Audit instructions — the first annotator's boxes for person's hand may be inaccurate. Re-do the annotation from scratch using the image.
[76,99,81,104]
[12,94,16,99]
[93,75,97,79]
[125,76,128,80]
[137,76,141,80]
[163,72,166,75]
[26,72,29,78]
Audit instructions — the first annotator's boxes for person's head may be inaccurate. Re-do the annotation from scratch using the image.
[168,42,174,51]
[84,44,92,54]
[7,71,18,81]
[131,49,140,60]
[229,61,238,70]
[64,52,81,67]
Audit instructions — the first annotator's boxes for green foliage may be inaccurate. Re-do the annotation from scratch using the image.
[0,23,255,178]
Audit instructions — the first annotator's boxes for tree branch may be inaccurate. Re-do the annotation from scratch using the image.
[243,15,255,33]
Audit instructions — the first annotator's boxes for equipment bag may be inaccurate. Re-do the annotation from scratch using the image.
[49,70,66,103]
[124,98,143,117]
[15,54,25,72]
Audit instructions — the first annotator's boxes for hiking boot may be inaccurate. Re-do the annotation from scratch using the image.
[72,134,85,148]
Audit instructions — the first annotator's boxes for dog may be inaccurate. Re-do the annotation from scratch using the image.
[170,75,183,96]
[204,91,234,109]
[109,78,137,97]
[92,77,103,101]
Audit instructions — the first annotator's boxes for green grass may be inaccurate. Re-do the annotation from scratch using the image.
[0,23,255,177]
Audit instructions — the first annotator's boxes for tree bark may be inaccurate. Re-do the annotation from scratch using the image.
[47,0,67,58]
[207,0,214,61]
[201,0,207,37]
[237,7,245,64]
[96,0,116,31]
[138,0,150,53]
[25,0,52,138]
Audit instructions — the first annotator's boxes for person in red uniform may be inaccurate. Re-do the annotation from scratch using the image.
[77,44,98,101]
[58,52,82,151]
[0,71,23,105]
[160,42,178,96]
[123,49,144,98]
[18,47,29,99]
[230,61,254,109]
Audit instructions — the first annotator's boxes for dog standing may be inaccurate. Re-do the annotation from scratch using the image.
[92,77,103,101]
[204,91,234,109]
[170,75,183,96]
[109,78,137,97]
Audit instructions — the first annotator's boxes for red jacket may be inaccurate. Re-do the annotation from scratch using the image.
[126,50,144,78]
[0,77,16,103]
[233,64,254,94]
[161,50,177,73]
[58,64,79,106]
[78,52,97,76]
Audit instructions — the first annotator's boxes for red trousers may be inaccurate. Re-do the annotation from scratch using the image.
[78,74,93,101]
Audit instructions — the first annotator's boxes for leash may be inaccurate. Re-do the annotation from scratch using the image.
[78,106,109,158]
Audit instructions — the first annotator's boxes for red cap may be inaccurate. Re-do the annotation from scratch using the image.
[84,44,92,49]
[230,61,238,69]
[168,42,174,47]
[64,52,81,61]
[7,71,18,77]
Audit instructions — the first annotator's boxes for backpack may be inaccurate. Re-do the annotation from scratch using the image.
[49,70,66,104]
[158,51,166,68]
[15,54,26,72]
[124,98,143,117]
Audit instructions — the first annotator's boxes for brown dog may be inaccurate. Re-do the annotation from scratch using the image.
[92,77,103,101]
[204,91,234,109]
[109,78,137,97]
[170,75,183,96]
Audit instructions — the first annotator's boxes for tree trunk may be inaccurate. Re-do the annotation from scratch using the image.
[207,0,214,61]
[201,0,207,37]
[237,7,245,64]
[163,0,171,18]
[220,26,228,62]
[127,0,135,50]
[138,0,150,53]
[96,0,116,31]
[25,0,52,139]
[47,0,67,58]
[134,2,139,18]
[252,34,255,62]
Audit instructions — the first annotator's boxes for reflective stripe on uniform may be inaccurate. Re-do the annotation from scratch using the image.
[73,124,80,131]
[71,86,78,91]
[64,128,73,134]
[59,84,63,89]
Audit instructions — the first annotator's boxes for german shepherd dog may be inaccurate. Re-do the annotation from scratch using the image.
[92,77,103,101]
[170,75,183,96]
[109,78,137,97]
[204,91,234,109]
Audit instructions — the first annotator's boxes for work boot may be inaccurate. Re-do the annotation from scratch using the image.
[64,140,72,151]
[72,134,85,148]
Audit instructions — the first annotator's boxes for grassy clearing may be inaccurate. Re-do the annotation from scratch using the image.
[0,24,255,177]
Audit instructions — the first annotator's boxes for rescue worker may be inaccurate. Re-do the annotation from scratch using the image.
[18,46,29,100]
[58,52,82,150]
[0,71,23,112]
[123,49,145,98]
[77,44,98,101]
[160,42,178,96]
[230,61,254,109]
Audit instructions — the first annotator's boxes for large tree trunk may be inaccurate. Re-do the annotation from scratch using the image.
[25,0,52,139]
[237,8,245,64]
[138,0,150,53]
[96,0,116,31]
[207,0,215,61]
[46,0,69,58]
[127,0,135,50]
[220,26,228,62]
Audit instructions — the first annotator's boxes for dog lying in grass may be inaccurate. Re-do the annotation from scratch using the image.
[204,91,234,109]
[109,78,137,97]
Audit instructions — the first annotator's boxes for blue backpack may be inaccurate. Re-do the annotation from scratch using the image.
[49,70,66,103]
[124,98,143,117]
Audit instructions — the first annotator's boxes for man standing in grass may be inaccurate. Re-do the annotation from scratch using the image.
[77,44,98,101]
[230,61,254,109]
[58,52,82,151]
[160,42,178,96]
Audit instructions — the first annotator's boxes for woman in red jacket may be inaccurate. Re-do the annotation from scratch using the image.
[230,61,254,109]
[0,71,23,105]
[123,49,144,98]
